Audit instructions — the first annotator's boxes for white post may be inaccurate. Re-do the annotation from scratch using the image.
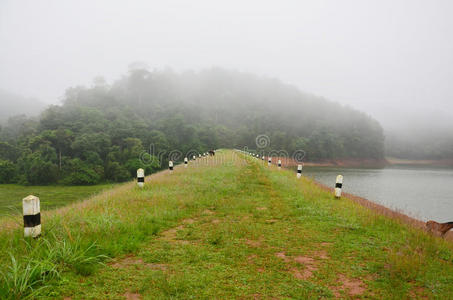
[193,155,196,161]
[335,175,343,198]
[297,164,302,178]
[184,157,188,167]
[262,156,265,160]
[268,157,272,166]
[278,159,282,169]
[137,168,144,188]
[23,195,41,238]
[169,161,174,172]
[199,154,201,158]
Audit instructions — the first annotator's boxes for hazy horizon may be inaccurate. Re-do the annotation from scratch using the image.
[1,0,452,132]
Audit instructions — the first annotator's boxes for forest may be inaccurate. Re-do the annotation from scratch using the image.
[0,68,385,185]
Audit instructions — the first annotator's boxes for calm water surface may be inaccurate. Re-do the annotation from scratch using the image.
[302,166,453,222]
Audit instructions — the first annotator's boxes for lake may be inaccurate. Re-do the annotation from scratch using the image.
[302,166,453,222]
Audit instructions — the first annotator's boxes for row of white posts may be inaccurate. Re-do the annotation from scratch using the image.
[136,152,214,188]
[21,150,341,238]
[237,149,343,199]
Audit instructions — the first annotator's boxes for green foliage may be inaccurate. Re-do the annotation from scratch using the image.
[105,161,130,182]
[0,160,16,183]
[61,158,102,185]
[0,68,386,185]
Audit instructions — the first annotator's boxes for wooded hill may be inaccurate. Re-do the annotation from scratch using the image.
[0,68,384,185]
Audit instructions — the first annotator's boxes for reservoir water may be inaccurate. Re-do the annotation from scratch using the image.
[303,166,453,222]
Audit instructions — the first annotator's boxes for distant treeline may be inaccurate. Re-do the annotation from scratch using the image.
[385,130,453,161]
[0,68,384,185]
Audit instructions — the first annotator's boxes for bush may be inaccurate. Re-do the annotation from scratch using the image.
[61,159,102,185]
[27,160,59,185]
[105,161,130,182]
[0,160,16,183]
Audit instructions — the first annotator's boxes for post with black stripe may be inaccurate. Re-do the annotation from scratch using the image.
[137,168,144,188]
[268,157,272,166]
[184,157,188,167]
[169,161,174,172]
[297,164,302,178]
[278,159,282,169]
[335,175,343,198]
[23,195,41,238]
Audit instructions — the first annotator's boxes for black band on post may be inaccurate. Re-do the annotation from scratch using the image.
[24,213,41,227]
[335,183,342,188]
[138,177,144,182]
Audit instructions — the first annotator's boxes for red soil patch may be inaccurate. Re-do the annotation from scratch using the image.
[158,225,192,244]
[275,252,291,262]
[291,268,314,280]
[203,209,215,215]
[123,292,142,300]
[313,249,329,260]
[247,254,258,263]
[293,256,318,280]
[182,218,196,224]
[265,219,278,224]
[275,253,320,280]
[409,286,429,299]
[245,239,262,248]
[331,274,367,297]
[294,256,315,264]
[160,225,185,239]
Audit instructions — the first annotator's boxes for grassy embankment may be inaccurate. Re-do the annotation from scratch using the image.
[1,150,453,299]
[0,184,115,216]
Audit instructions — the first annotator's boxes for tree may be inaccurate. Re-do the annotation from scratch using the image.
[62,158,102,185]
[0,160,16,183]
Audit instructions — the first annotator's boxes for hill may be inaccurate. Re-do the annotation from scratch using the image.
[0,150,452,299]
[0,68,384,185]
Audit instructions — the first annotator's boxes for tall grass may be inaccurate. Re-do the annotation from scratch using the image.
[0,230,107,299]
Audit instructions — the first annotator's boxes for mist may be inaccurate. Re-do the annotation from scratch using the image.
[1,0,452,155]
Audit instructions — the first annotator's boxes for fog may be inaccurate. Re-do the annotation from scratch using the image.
[1,0,452,134]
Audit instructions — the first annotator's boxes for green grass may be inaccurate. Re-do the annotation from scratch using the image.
[0,184,115,216]
[1,150,453,299]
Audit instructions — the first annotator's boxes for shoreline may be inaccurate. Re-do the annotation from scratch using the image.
[264,154,453,241]
[309,178,453,241]
[270,157,388,168]
[272,156,453,168]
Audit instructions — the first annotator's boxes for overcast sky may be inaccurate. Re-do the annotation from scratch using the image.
[1,0,452,131]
